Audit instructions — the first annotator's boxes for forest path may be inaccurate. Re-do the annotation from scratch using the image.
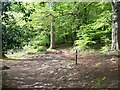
[1,47,119,88]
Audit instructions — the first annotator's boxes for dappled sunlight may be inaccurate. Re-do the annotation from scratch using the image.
[1,1,119,89]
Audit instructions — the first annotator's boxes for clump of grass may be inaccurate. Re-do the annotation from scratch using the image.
[91,77,106,88]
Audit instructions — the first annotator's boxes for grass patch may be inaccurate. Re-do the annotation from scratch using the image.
[6,50,27,59]
[4,45,47,60]
[91,77,106,88]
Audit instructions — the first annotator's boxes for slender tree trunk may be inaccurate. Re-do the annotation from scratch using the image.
[49,2,55,49]
[0,2,2,58]
[0,2,7,58]
[49,15,55,49]
[111,1,120,51]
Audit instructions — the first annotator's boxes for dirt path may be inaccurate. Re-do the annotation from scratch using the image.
[1,48,119,89]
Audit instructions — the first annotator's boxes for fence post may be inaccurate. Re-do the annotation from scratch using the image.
[75,50,77,65]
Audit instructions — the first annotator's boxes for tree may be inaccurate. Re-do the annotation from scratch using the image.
[1,2,116,56]
[49,2,55,49]
[111,1,120,52]
[0,2,2,58]
[49,14,55,49]
[74,2,112,50]
[1,2,35,58]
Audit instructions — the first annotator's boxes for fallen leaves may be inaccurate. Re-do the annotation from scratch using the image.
[2,51,119,88]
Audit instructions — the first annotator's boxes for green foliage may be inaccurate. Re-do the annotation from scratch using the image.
[37,46,46,52]
[1,2,112,55]
[75,3,112,51]
[2,2,33,53]
[31,31,49,48]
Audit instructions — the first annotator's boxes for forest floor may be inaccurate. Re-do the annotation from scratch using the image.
[1,45,119,89]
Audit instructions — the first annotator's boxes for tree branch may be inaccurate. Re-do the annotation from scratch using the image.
[58,2,94,16]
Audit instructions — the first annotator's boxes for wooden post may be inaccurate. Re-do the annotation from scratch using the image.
[75,50,77,65]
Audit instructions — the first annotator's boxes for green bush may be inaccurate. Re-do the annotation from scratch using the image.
[37,46,46,52]
[75,10,112,51]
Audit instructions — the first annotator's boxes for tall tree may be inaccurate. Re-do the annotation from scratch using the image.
[111,1,120,52]
[49,2,55,49]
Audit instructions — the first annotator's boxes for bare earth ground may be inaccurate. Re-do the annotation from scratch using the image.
[1,47,119,89]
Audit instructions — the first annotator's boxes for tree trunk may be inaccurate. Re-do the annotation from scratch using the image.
[111,1,120,51]
[49,15,55,49]
[0,2,2,58]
